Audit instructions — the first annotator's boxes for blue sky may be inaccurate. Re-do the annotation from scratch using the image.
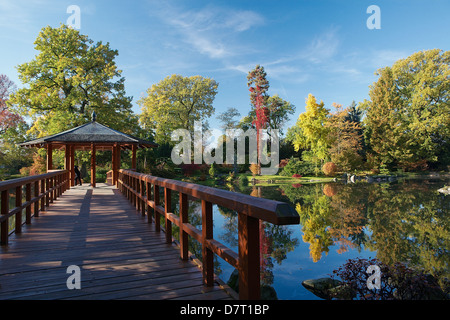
[1,0,449,132]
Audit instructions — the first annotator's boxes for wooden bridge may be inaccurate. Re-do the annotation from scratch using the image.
[0,169,299,300]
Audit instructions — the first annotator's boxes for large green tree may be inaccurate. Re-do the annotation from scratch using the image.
[138,74,218,145]
[363,49,450,170]
[290,94,330,170]
[8,24,136,136]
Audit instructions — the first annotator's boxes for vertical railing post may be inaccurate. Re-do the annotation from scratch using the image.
[238,213,260,300]
[135,176,140,211]
[15,186,22,233]
[54,176,58,199]
[41,179,45,211]
[51,176,55,201]
[132,176,136,206]
[202,200,214,287]
[179,193,189,260]
[34,181,39,217]
[140,179,145,217]
[164,188,172,244]
[154,185,160,231]
[45,178,50,206]
[25,183,31,224]
[146,181,152,224]
[127,174,131,201]
[1,190,9,245]
[49,177,53,204]
[125,174,129,200]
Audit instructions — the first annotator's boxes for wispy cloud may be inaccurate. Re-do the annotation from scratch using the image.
[299,27,340,63]
[153,3,265,59]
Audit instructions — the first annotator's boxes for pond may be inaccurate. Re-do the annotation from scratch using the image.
[177,176,449,299]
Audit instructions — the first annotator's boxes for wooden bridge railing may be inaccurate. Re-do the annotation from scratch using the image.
[118,169,300,300]
[0,170,69,245]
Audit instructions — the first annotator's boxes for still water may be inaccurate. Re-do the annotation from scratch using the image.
[181,177,449,299]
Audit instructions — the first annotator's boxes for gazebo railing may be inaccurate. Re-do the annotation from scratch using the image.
[118,169,299,300]
[0,170,69,245]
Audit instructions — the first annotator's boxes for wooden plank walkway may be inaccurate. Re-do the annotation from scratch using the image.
[0,183,234,300]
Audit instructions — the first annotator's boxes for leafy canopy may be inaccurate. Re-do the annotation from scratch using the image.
[8,24,135,136]
[291,94,330,162]
[138,74,218,145]
[363,49,450,169]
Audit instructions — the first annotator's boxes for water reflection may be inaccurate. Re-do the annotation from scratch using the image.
[281,178,449,292]
[170,177,449,298]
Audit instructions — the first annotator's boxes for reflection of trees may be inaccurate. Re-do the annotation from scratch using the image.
[217,205,238,248]
[282,179,449,292]
[366,181,450,290]
[217,186,299,287]
[327,183,368,254]
[297,194,334,262]
[281,183,373,262]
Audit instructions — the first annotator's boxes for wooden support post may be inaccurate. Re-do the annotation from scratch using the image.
[132,177,136,207]
[34,181,39,217]
[154,185,160,231]
[179,193,189,260]
[112,144,117,186]
[140,180,145,217]
[49,177,53,204]
[135,176,140,211]
[45,178,50,207]
[1,190,9,245]
[53,176,57,200]
[131,144,137,171]
[202,200,214,286]
[116,145,121,187]
[15,186,22,233]
[46,143,53,171]
[91,143,96,188]
[65,144,70,190]
[164,188,172,244]
[25,183,31,224]
[146,181,152,224]
[70,145,75,187]
[238,213,260,300]
[40,179,45,211]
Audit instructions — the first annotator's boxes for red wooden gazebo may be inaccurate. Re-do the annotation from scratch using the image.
[19,113,157,187]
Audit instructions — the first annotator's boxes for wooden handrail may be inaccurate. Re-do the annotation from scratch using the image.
[0,170,69,245]
[118,169,299,300]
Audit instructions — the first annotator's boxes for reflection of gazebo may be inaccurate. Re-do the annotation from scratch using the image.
[19,113,157,187]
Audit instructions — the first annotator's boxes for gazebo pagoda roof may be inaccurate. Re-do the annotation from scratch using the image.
[19,119,157,150]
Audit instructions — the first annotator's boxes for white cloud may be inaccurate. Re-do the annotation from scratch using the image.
[300,27,340,63]
[155,4,265,59]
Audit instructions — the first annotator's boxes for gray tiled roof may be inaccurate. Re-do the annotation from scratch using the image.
[19,121,157,148]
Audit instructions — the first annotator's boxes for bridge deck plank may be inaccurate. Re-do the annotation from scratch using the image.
[0,184,233,300]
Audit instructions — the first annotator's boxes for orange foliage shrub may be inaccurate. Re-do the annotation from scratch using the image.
[249,163,260,176]
[322,162,337,176]
[323,183,338,197]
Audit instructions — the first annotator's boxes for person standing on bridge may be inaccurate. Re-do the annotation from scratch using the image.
[74,165,82,186]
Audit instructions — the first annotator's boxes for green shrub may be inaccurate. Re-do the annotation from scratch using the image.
[280,158,316,176]
[239,175,249,187]
[209,163,216,178]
